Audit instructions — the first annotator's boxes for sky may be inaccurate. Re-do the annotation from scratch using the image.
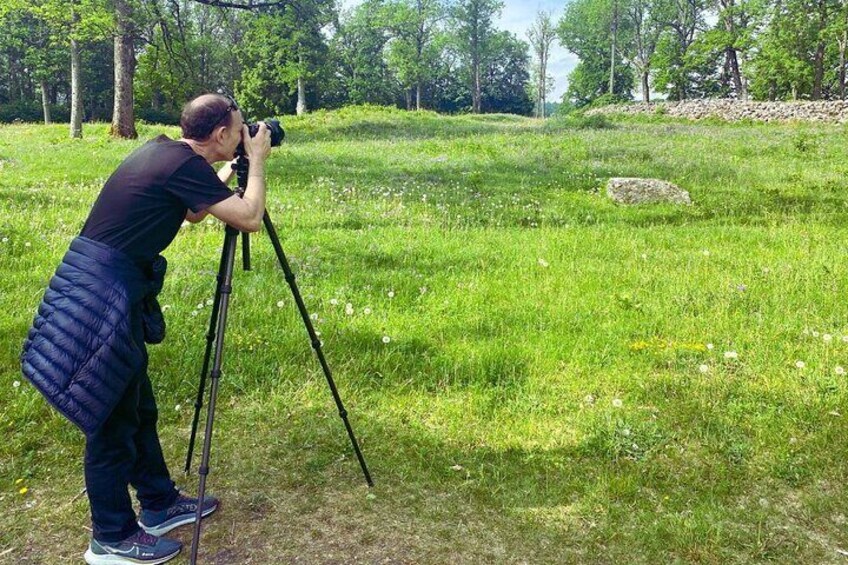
[340,0,577,102]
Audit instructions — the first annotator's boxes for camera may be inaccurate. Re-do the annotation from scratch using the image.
[246,119,285,147]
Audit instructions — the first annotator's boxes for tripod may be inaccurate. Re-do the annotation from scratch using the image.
[183,150,373,564]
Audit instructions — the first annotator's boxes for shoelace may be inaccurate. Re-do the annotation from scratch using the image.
[128,530,159,547]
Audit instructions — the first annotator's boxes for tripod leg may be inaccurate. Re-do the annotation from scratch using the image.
[185,239,229,475]
[241,231,251,271]
[262,211,374,487]
[190,225,239,565]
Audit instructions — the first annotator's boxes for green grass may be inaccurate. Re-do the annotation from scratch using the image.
[3,106,848,563]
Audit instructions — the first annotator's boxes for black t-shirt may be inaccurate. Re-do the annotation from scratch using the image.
[81,135,233,263]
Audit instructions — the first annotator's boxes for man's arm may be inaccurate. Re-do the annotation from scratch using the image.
[206,125,272,233]
[184,159,237,223]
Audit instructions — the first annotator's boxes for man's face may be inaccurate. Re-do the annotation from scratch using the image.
[222,110,245,160]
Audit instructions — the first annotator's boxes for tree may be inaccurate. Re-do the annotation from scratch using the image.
[558,0,635,105]
[627,0,667,101]
[451,0,503,113]
[527,10,556,116]
[384,0,446,110]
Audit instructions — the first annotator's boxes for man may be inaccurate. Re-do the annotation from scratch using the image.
[21,93,272,565]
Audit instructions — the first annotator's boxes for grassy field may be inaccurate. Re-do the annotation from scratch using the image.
[2,106,848,563]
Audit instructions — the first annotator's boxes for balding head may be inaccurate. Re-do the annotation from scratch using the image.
[180,94,237,141]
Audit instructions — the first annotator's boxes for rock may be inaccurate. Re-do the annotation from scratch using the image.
[606,177,692,205]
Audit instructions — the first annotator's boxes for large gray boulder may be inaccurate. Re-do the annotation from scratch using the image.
[606,177,692,205]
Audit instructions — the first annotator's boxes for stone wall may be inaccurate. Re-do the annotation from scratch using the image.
[586,99,848,123]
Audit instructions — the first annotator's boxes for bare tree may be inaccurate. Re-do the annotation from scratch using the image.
[527,10,556,117]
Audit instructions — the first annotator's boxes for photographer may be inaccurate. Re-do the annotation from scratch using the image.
[21,93,271,565]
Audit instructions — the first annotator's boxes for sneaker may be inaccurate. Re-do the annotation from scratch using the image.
[138,492,219,536]
[83,530,181,564]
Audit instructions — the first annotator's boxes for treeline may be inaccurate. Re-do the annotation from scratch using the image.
[0,0,555,136]
[560,0,848,105]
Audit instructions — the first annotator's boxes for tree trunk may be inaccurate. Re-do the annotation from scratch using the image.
[111,0,137,139]
[642,70,650,102]
[841,31,847,99]
[812,41,825,100]
[472,62,481,113]
[416,83,422,111]
[296,76,307,116]
[70,36,83,138]
[609,0,618,94]
[40,80,52,125]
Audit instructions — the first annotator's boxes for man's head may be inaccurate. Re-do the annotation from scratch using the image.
[180,94,245,161]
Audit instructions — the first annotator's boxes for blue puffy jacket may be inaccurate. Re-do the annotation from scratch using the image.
[21,236,166,436]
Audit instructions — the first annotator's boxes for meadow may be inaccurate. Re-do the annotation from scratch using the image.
[2,106,848,563]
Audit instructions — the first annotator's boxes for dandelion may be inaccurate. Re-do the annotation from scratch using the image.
[175,404,182,412]
[450,464,464,471]
[706,343,714,350]
[622,428,631,436]
[824,334,833,343]
[345,303,354,315]
[205,298,213,306]
[15,479,23,485]
[843,336,848,343]
[584,394,595,405]
[24,242,31,248]
[329,298,339,306]
[13,380,21,388]
[276,300,285,308]
[419,286,428,294]
[538,258,549,268]
[836,366,846,376]
[205,218,214,225]
[641,253,647,260]
[19,487,28,495]
[724,351,738,359]
[736,284,747,292]
[196,302,204,309]
[310,313,318,321]
[382,336,391,344]
[612,398,623,408]
[762,267,771,274]
[191,311,199,317]
[812,331,820,338]
[1,237,7,243]
[702,249,710,256]
[698,364,710,374]
[364,307,372,315]
[388,291,395,298]
[161,304,172,312]
[795,360,806,369]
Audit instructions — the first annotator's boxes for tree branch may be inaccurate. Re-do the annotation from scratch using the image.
[189,0,291,10]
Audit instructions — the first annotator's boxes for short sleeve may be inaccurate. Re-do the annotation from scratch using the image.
[166,156,234,213]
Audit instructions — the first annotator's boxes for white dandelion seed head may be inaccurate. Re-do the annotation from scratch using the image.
[175,404,182,411]
[724,351,738,360]
[196,303,204,309]
[329,298,339,306]
[345,303,354,315]
[795,360,806,369]
[1,237,7,243]
[706,343,714,350]
[641,253,647,260]
[310,313,319,320]
[191,311,199,317]
[824,334,833,343]
[13,380,21,388]
[276,300,284,308]
[622,428,631,436]
[612,398,623,408]
[812,331,820,338]
[24,242,31,247]
[364,307,372,315]
[538,258,549,268]
[420,286,428,294]
[836,366,846,376]
[382,336,391,344]
[388,291,395,298]
[843,335,848,343]
[584,394,595,404]
[205,298,214,306]
[702,249,710,256]
[698,364,710,374]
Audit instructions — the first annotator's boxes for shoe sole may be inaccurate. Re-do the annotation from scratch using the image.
[138,502,219,536]
[83,545,180,565]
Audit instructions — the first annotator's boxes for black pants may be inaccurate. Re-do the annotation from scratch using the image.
[84,306,178,543]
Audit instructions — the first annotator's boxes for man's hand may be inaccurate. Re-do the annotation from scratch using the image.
[242,123,272,164]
